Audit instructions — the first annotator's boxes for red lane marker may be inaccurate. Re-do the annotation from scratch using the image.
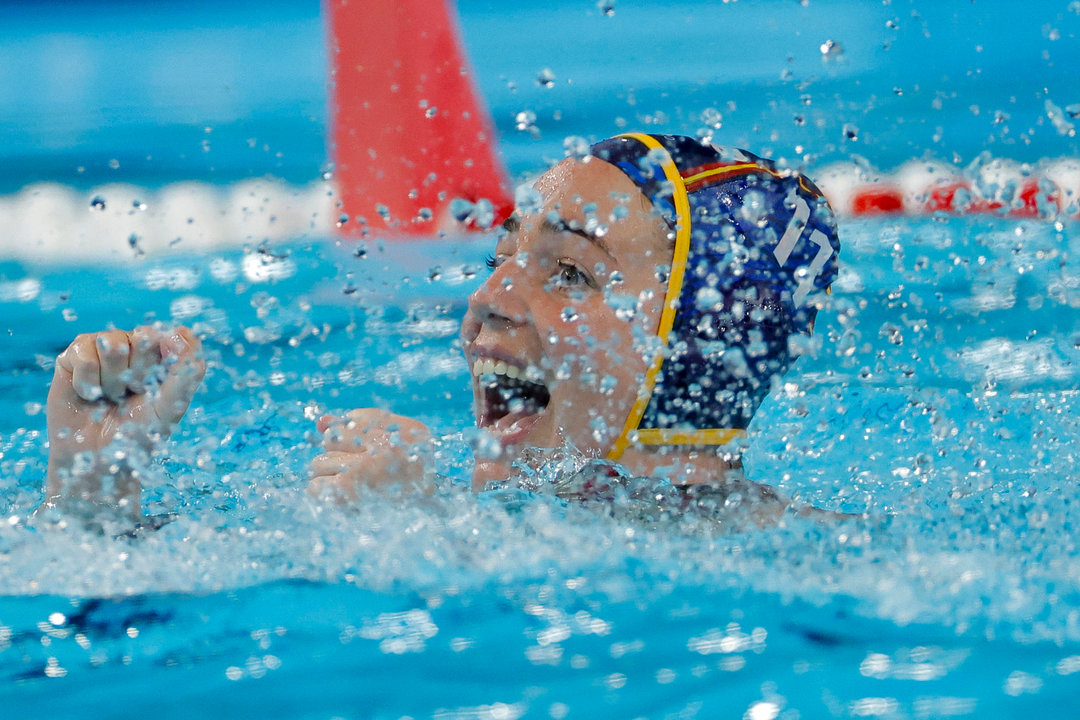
[1010,179,1059,218]
[924,182,1001,214]
[851,186,904,215]
[327,0,513,237]
[925,183,967,213]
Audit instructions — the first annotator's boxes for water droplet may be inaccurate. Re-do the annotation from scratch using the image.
[536,68,556,88]
[417,207,433,221]
[427,265,442,283]
[449,198,475,222]
[700,107,723,129]
[90,195,106,211]
[515,185,544,215]
[842,123,859,141]
[590,417,610,443]
[425,106,438,119]
[561,307,579,322]
[336,213,349,228]
[585,218,607,238]
[606,291,636,321]
[471,199,496,228]
[596,0,615,16]
[820,39,844,58]
[376,204,391,221]
[132,199,147,211]
[737,189,769,226]
[563,135,590,160]
[515,109,538,131]
[696,286,723,310]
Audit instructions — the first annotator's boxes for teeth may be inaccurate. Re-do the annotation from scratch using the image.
[472,357,540,382]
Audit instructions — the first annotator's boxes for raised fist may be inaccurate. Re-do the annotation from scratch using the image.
[44,325,205,517]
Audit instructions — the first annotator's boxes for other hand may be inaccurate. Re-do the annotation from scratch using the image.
[308,409,433,504]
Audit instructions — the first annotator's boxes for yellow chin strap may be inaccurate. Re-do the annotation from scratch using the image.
[606,133,746,461]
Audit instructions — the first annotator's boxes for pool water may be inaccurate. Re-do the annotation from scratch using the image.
[2,213,1080,716]
[3,0,1080,716]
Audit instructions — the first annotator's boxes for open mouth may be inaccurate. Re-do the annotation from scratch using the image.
[472,357,551,436]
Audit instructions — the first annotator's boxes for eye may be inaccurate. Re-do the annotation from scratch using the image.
[551,259,598,290]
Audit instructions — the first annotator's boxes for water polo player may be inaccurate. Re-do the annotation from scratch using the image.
[41,133,839,516]
[452,133,840,492]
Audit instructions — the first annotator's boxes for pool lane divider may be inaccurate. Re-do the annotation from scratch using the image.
[817,157,1080,219]
[1,160,1079,263]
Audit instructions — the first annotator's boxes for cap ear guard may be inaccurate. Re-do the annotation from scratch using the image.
[590,134,840,460]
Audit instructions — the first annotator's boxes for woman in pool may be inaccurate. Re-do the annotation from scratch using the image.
[42,134,839,519]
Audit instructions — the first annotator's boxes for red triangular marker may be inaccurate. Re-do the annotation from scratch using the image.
[327,0,513,237]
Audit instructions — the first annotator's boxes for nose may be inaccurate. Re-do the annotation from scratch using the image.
[461,260,529,343]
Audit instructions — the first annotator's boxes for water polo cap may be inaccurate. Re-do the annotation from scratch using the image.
[589,133,840,460]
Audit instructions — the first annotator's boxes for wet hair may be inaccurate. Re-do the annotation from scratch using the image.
[589,133,841,459]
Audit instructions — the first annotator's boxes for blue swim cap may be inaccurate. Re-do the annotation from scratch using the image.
[589,133,840,459]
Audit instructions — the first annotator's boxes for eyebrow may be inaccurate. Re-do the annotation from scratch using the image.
[501,213,615,260]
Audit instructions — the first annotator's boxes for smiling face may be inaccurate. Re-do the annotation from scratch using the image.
[460,157,671,488]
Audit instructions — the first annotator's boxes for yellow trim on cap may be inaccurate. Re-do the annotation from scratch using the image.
[633,428,746,446]
[607,133,693,461]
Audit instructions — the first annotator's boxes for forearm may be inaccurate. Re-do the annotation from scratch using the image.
[43,438,146,521]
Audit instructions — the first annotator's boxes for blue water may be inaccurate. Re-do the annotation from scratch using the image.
[2,0,1079,189]
[3,0,1080,717]
[3,217,1080,716]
